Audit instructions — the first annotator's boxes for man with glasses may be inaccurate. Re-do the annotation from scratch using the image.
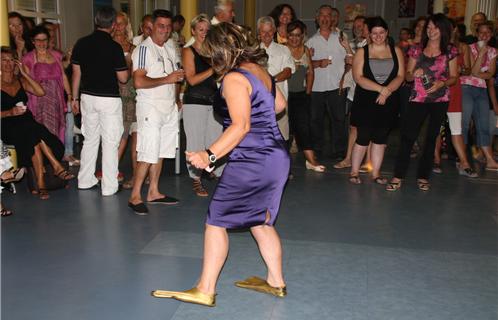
[306,5,348,159]
[128,9,185,215]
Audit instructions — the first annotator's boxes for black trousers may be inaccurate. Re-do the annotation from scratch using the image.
[394,101,448,180]
[310,89,348,156]
[288,91,313,150]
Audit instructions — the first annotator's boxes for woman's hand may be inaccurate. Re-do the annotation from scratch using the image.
[376,94,387,105]
[413,68,424,78]
[11,106,27,116]
[71,100,80,115]
[478,45,488,57]
[185,150,209,170]
[14,60,27,78]
[426,80,445,94]
[379,86,391,97]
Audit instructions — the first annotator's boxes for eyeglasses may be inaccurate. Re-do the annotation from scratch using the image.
[34,38,48,42]
[288,33,303,38]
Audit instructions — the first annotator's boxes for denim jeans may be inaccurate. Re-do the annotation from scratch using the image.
[64,110,74,157]
[461,85,491,147]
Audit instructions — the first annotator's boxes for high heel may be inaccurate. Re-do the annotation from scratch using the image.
[305,161,325,172]
[234,276,287,297]
[1,167,25,183]
[151,287,216,307]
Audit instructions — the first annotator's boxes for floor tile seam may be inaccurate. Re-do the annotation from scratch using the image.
[143,232,498,259]
[276,239,498,259]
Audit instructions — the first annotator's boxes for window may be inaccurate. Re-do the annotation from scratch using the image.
[9,0,62,24]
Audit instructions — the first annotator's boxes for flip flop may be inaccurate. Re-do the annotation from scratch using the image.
[128,202,148,215]
[147,196,179,205]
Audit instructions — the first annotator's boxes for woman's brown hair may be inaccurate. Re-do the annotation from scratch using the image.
[201,22,268,80]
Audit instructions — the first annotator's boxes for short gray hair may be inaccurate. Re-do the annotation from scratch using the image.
[214,0,234,15]
[95,6,116,29]
[257,16,275,31]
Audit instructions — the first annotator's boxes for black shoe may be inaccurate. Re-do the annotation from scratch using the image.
[147,196,179,205]
[128,202,149,215]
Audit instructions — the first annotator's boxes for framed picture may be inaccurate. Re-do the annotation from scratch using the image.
[344,4,367,33]
[399,0,416,18]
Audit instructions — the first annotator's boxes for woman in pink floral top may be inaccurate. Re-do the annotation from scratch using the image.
[387,14,458,191]
[460,21,498,171]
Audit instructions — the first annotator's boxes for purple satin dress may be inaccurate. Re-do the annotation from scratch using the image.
[207,68,290,229]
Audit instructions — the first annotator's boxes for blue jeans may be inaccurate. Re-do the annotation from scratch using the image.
[64,111,74,157]
[461,85,491,147]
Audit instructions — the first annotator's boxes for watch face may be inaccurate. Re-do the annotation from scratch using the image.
[209,154,216,163]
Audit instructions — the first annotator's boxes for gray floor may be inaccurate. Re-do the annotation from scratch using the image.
[2,153,497,320]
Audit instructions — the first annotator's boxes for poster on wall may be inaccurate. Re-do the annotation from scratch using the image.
[444,0,467,24]
[344,4,367,33]
[399,0,416,18]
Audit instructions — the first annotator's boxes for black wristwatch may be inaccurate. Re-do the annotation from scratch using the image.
[206,149,217,165]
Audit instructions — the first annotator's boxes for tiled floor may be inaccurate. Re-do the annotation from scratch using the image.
[2,153,497,320]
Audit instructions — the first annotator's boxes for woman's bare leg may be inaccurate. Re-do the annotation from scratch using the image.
[31,144,47,196]
[434,134,442,165]
[451,135,471,168]
[351,143,368,177]
[196,224,229,295]
[370,143,387,179]
[250,225,285,287]
[38,140,65,173]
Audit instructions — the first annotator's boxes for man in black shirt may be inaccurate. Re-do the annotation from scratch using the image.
[71,6,129,196]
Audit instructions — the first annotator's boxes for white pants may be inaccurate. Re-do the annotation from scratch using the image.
[136,99,178,164]
[78,94,123,196]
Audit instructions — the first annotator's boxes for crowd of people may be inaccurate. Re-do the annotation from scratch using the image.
[2,2,498,216]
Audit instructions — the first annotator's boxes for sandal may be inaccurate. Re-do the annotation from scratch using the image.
[372,176,388,185]
[193,179,208,197]
[0,206,13,217]
[349,175,362,185]
[333,160,351,169]
[417,179,430,192]
[386,179,402,191]
[39,188,50,200]
[55,169,75,181]
[1,168,25,183]
[122,179,134,189]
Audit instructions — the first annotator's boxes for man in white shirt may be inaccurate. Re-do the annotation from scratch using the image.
[128,9,185,215]
[258,16,295,141]
[306,5,348,159]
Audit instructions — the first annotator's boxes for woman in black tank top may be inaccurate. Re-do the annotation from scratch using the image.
[181,14,224,197]
[349,17,405,185]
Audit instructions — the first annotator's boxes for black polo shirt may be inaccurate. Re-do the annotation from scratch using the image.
[71,30,127,97]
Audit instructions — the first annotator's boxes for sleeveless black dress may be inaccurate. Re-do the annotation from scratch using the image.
[351,44,400,128]
[1,86,64,167]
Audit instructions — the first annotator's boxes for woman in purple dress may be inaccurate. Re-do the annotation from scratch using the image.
[152,22,290,307]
